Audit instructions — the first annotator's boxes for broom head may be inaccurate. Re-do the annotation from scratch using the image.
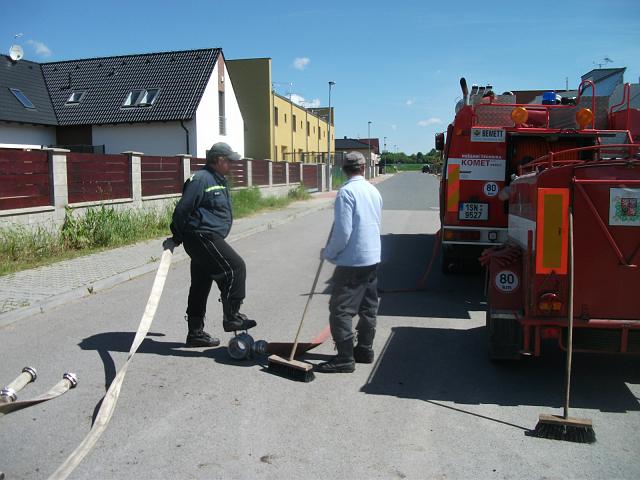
[531,414,596,444]
[267,354,315,383]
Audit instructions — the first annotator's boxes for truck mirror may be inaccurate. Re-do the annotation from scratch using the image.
[435,132,445,151]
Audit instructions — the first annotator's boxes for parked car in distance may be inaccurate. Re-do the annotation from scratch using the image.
[421,164,432,173]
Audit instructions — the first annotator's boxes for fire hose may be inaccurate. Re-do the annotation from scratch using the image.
[0,372,77,417]
[48,246,174,480]
[0,366,37,405]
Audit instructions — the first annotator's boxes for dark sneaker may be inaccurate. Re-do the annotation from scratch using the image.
[353,345,374,364]
[314,356,355,373]
[223,313,257,332]
[185,331,220,348]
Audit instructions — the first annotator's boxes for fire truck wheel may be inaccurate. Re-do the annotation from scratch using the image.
[486,310,522,362]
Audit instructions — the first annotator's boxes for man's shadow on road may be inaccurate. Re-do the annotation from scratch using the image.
[78,331,262,424]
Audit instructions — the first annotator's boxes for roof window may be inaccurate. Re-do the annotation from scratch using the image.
[9,88,35,109]
[66,91,86,104]
[122,89,160,107]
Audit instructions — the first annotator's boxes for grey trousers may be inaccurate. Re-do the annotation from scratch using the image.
[329,264,379,343]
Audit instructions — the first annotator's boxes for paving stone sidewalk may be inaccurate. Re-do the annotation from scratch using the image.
[0,174,391,327]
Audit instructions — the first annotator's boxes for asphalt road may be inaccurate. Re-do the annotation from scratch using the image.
[1,172,639,479]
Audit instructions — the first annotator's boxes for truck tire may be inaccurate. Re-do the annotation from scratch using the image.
[486,310,522,361]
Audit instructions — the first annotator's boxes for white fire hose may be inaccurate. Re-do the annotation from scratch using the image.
[48,245,174,480]
[0,367,37,405]
[0,372,77,417]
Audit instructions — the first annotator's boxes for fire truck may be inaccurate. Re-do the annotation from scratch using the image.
[437,78,638,273]
[437,77,640,358]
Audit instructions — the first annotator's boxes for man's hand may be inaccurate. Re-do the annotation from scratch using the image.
[163,237,178,251]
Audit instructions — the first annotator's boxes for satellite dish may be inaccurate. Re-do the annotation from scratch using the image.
[9,44,23,62]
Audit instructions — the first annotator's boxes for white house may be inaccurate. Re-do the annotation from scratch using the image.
[1,48,244,158]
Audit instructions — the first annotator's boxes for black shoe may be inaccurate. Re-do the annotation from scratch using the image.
[185,330,220,348]
[222,300,257,332]
[353,345,374,364]
[314,340,355,373]
[314,356,356,373]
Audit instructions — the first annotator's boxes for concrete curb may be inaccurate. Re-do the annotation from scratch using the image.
[0,199,334,329]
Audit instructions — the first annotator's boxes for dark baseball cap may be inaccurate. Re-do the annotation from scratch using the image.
[206,142,241,162]
[344,151,366,166]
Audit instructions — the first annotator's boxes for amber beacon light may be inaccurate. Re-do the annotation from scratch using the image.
[576,108,594,129]
[511,107,528,126]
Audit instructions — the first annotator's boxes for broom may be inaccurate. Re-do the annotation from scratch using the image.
[532,208,596,443]
[266,245,328,382]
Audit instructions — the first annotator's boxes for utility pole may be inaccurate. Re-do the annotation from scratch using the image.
[289,83,294,162]
[367,121,372,179]
[327,81,335,191]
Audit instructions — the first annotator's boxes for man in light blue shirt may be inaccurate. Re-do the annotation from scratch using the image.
[316,152,383,373]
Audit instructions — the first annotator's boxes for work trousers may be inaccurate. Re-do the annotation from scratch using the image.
[329,264,379,343]
[182,231,246,318]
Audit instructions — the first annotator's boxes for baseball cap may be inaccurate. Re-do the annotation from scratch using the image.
[206,142,241,162]
[343,151,366,167]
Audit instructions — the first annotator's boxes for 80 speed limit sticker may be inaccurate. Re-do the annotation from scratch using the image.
[495,270,519,292]
[483,182,499,197]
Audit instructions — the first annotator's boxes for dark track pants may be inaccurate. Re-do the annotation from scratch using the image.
[329,264,379,343]
[182,231,246,318]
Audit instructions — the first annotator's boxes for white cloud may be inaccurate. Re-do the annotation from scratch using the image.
[405,99,414,106]
[290,93,321,108]
[293,57,310,70]
[27,39,52,57]
[418,118,443,127]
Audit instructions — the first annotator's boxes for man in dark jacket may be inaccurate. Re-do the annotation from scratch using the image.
[166,142,257,348]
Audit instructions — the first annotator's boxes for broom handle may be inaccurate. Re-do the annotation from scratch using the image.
[564,208,574,420]
[289,257,325,361]
[289,227,334,361]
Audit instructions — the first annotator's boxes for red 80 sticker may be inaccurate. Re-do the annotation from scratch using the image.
[495,270,519,292]
[483,182,499,197]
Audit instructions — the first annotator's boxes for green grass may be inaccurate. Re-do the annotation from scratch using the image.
[0,185,311,276]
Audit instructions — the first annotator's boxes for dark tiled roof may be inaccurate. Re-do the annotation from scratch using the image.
[335,138,372,150]
[41,48,220,125]
[0,55,57,125]
[356,138,380,154]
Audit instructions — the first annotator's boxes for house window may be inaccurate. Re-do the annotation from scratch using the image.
[66,91,86,104]
[284,113,287,123]
[218,90,226,135]
[318,128,322,140]
[9,88,35,109]
[274,106,279,126]
[306,121,310,136]
[122,89,160,107]
[139,89,159,106]
[293,114,297,132]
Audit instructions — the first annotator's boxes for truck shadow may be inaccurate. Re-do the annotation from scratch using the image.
[377,233,486,319]
[361,326,640,414]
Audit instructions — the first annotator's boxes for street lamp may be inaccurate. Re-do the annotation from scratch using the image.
[327,81,335,191]
[367,121,372,178]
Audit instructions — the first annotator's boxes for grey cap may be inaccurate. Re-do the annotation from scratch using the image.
[344,151,366,167]
[206,142,241,162]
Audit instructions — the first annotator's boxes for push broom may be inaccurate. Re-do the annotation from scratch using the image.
[267,242,329,382]
[532,208,596,443]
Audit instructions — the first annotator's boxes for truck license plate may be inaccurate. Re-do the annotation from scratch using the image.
[459,203,488,220]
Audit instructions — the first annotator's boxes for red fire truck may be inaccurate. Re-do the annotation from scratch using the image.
[437,78,638,273]
[437,77,640,358]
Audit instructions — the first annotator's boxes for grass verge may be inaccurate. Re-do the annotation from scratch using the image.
[0,185,311,276]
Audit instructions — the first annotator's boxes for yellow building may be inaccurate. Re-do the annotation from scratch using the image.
[227,58,334,162]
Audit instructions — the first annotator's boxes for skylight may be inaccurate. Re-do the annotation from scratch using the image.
[9,88,35,109]
[122,89,160,107]
[66,91,86,104]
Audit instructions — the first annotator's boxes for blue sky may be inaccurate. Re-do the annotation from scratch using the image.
[4,0,640,153]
